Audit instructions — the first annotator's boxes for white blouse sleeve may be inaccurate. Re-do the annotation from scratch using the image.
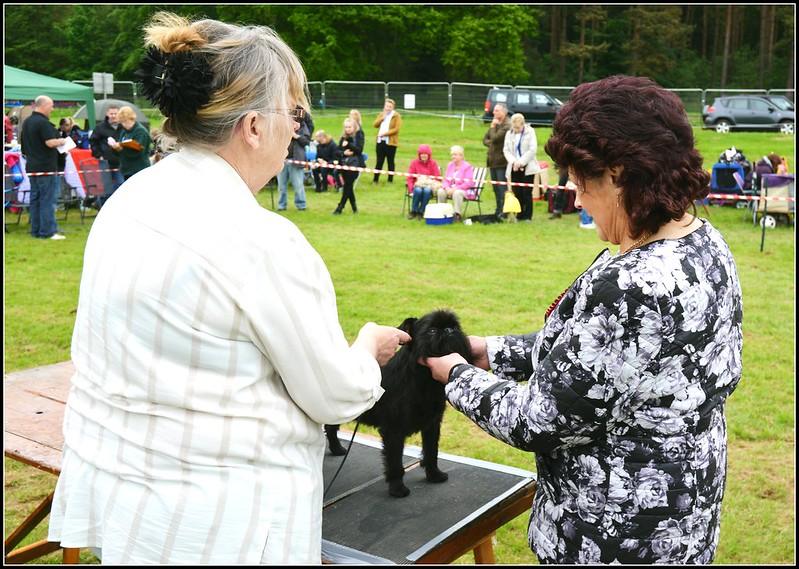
[240,223,384,425]
[502,131,516,165]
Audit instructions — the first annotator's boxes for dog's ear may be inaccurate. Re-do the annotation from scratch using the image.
[398,317,417,336]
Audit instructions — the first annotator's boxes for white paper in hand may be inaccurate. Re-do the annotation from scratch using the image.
[58,136,76,154]
[107,136,116,147]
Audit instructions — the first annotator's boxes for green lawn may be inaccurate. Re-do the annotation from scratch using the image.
[4,113,795,564]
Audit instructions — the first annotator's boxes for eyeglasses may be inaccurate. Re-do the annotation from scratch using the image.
[261,105,306,123]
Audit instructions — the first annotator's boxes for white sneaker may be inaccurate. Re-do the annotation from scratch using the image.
[50,233,66,240]
[579,223,596,230]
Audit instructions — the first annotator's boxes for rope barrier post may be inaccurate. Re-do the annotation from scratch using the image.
[461,114,465,132]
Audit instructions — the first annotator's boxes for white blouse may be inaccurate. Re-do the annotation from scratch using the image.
[502,125,541,179]
[47,147,384,564]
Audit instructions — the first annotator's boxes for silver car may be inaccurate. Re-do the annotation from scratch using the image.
[702,95,794,134]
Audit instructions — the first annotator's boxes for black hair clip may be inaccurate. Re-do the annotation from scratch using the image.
[135,46,214,118]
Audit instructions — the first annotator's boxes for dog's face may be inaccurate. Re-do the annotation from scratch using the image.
[397,310,472,363]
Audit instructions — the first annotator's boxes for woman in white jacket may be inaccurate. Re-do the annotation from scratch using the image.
[503,113,541,221]
[47,12,409,565]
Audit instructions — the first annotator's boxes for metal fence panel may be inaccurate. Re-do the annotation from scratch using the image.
[386,82,450,111]
[703,88,769,106]
[662,88,705,123]
[450,82,513,117]
[323,81,386,111]
[307,81,324,109]
[767,89,795,102]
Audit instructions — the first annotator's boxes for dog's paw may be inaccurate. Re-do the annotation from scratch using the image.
[426,469,449,483]
[328,442,347,456]
[388,482,411,498]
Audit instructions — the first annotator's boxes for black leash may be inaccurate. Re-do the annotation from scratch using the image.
[323,421,360,499]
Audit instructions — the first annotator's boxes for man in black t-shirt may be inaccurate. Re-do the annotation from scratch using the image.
[20,95,68,240]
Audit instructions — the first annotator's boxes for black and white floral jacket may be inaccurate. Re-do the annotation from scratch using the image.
[446,220,743,564]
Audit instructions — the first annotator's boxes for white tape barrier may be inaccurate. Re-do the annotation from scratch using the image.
[287,159,797,202]
[5,167,120,177]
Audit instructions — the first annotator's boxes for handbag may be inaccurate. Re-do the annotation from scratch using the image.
[503,191,521,214]
[343,154,361,168]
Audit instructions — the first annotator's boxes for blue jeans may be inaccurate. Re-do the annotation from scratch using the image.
[580,209,593,225]
[411,186,433,214]
[277,163,307,210]
[97,160,125,207]
[29,174,59,238]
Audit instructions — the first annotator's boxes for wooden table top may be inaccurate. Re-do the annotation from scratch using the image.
[4,361,537,564]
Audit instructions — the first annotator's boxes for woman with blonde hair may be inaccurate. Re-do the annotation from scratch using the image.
[349,108,363,132]
[312,129,338,192]
[333,117,364,214]
[348,108,366,170]
[503,113,540,221]
[47,11,408,564]
[109,105,152,179]
[437,145,475,222]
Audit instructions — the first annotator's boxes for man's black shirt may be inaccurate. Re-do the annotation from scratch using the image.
[21,112,59,173]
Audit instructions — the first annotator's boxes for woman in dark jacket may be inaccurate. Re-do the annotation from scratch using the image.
[332,117,363,215]
[110,106,152,180]
[422,76,742,564]
[312,130,338,192]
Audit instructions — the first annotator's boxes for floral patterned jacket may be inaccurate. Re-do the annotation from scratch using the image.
[446,220,743,564]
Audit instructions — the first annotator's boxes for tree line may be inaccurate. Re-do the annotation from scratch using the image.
[4,5,794,91]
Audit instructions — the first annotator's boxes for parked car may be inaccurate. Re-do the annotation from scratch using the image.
[483,88,562,126]
[702,95,794,134]
[763,94,795,112]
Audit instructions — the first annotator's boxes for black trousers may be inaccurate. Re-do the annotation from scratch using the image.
[490,166,508,217]
[312,166,334,191]
[553,170,569,212]
[511,170,534,220]
[373,141,397,182]
[337,172,359,211]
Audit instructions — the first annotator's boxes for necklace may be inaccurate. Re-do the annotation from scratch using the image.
[621,233,652,254]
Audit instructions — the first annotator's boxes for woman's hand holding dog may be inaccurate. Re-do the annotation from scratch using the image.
[421,336,489,384]
[423,353,468,384]
[354,322,411,367]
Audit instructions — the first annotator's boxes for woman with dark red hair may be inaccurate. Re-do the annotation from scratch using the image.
[422,75,742,564]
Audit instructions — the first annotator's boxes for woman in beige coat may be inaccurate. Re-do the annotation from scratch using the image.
[503,113,540,221]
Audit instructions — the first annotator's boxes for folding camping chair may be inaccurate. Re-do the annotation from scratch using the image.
[3,162,29,227]
[753,174,795,226]
[462,167,488,218]
[77,158,112,223]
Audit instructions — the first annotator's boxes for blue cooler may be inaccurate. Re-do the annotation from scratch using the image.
[424,203,454,225]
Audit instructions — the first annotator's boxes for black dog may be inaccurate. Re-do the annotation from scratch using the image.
[325,309,472,498]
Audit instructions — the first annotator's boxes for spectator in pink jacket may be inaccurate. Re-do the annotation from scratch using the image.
[406,143,441,220]
[437,145,475,221]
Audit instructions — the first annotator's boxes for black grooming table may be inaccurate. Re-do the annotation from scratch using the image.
[321,432,537,564]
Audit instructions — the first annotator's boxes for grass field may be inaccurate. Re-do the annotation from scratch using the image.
[4,112,795,564]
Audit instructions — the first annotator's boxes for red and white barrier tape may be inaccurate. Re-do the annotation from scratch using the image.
[4,167,120,177]
[287,159,797,202]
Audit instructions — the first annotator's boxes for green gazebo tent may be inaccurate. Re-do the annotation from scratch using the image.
[3,65,95,126]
